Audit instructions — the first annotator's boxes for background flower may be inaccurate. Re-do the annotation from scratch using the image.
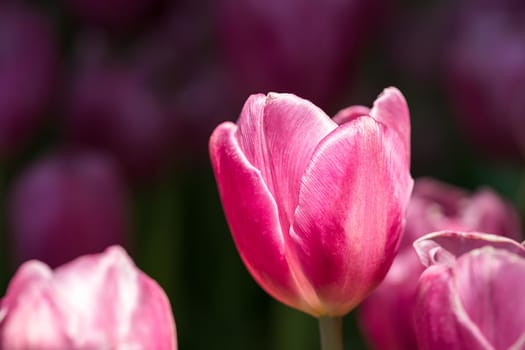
[414,231,525,350]
[0,246,177,349]
[359,178,521,350]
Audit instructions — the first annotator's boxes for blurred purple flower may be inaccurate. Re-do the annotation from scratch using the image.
[445,3,525,159]
[414,231,525,350]
[130,2,243,159]
[65,47,174,181]
[215,0,386,108]
[9,152,129,268]
[0,245,177,349]
[359,178,521,350]
[0,4,59,158]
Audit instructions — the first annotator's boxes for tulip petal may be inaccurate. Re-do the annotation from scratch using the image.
[47,246,173,349]
[0,262,70,350]
[454,247,525,349]
[210,122,304,312]
[332,105,370,125]
[291,116,413,315]
[369,87,411,161]
[414,231,525,268]
[235,93,337,231]
[415,265,492,350]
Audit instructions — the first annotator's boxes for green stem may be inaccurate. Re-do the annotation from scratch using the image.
[319,316,343,350]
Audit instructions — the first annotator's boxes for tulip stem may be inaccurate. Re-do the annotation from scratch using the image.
[319,316,343,350]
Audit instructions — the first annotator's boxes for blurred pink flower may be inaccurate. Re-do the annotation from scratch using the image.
[359,178,521,350]
[414,231,525,350]
[445,4,525,159]
[9,152,129,268]
[0,4,59,158]
[0,246,177,349]
[210,88,413,316]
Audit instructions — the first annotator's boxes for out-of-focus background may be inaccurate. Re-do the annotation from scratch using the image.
[1,0,524,348]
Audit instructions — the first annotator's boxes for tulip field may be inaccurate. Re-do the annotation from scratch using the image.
[0,0,524,349]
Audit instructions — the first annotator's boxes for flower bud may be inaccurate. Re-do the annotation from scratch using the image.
[210,88,413,316]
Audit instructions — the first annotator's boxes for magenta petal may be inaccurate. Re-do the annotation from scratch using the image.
[291,116,413,315]
[415,265,492,350]
[369,87,411,161]
[235,93,337,231]
[332,105,370,125]
[209,122,303,311]
[414,231,525,267]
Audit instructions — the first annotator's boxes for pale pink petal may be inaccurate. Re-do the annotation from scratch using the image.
[235,93,337,232]
[0,262,70,350]
[0,247,176,349]
[332,105,370,125]
[291,116,413,315]
[415,265,492,350]
[209,122,304,312]
[128,273,177,349]
[453,247,525,349]
[414,231,525,268]
[369,87,410,161]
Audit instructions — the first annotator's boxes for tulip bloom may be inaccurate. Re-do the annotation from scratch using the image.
[414,231,525,350]
[359,178,521,350]
[210,88,413,317]
[0,246,177,349]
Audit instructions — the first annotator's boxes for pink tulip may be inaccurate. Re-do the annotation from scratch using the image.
[414,231,525,350]
[0,246,177,349]
[9,152,129,268]
[359,178,521,350]
[209,88,413,316]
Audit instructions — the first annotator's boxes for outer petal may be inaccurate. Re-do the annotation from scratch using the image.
[209,122,304,312]
[291,116,413,315]
[414,231,525,268]
[415,264,492,350]
[235,93,337,231]
[52,246,176,349]
[453,247,525,350]
[369,87,411,161]
[0,262,70,350]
